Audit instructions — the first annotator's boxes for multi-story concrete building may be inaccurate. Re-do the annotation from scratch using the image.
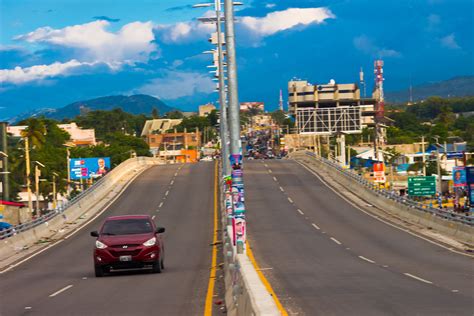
[8,122,96,146]
[145,131,201,163]
[140,119,183,137]
[199,103,216,117]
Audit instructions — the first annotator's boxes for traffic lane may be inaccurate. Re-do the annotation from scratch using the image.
[6,162,214,316]
[0,164,181,315]
[266,159,474,295]
[244,160,473,315]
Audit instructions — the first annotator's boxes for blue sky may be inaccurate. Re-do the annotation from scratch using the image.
[1,0,473,119]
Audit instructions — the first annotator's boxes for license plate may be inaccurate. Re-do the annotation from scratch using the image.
[119,255,132,262]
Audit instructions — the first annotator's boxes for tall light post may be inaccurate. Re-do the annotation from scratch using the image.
[23,137,33,215]
[432,136,443,194]
[52,172,59,210]
[0,122,9,201]
[194,1,232,175]
[33,160,45,215]
[63,143,74,196]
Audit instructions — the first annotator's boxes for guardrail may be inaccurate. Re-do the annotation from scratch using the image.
[0,157,157,240]
[303,151,474,226]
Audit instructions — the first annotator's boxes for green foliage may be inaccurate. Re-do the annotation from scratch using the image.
[406,96,474,120]
[164,110,184,119]
[271,110,286,126]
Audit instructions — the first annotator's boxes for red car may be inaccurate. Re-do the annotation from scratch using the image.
[90,215,165,277]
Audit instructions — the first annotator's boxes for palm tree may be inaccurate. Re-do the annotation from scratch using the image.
[21,118,46,149]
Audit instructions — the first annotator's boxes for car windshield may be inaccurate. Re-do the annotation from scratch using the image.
[101,219,153,235]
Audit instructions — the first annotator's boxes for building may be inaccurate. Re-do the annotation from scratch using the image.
[240,102,264,112]
[145,131,201,163]
[141,119,183,137]
[199,103,216,117]
[288,80,376,134]
[251,114,273,127]
[7,122,96,146]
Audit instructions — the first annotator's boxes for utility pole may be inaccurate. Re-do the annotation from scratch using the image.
[224,0,241,161]
[25,137,33,215]
[35,164,40,214]
[421,136,426,176]
[0,122,9,201]
[52,172,58,210]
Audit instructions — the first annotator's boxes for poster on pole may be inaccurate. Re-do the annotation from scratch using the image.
[70,157,110,180]
[373,162,386,183]
[452,167,467,187]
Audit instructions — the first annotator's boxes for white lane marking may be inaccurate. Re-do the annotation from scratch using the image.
[297,209,304,215]
[0,167,146,274]
[174,172,178,177]
[264,164,268,167]
[383,265,389,268]
[25,307,32,310]
[257,267,273,271]
[159,202,163,208]
[170,180,174,185]
[279,186,284,192]
[273,176,277,181]
[330,237,342,245]
[49,285,73,297]
[312,223,320,230]
[404,273,433,284]
[452,290,459,293]
[165,190,169,196]
[288,197,294,203]
[268,169,272,173]
[358,256,375,264]
[296,161,473,258]
[152,215,156,220]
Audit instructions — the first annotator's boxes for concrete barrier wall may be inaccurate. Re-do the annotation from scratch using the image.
[0,157,162,262]
[292,152,474,246]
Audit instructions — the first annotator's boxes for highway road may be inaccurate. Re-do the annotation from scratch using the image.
[0,163,216,316]
[244,159,474,315]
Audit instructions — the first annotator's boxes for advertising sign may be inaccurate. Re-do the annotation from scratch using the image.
[465,166,474,184]
[452,167,467,187]
[70,157,110,180]
[373,162,386,183]
[232,216,246,246]
[446,152,464,159]
[408,176,436,196]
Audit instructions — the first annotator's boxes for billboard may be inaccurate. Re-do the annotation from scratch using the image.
[296,107,362,135]
[452,167,467,187]
[373,162,386,183]
[70,157,110,180]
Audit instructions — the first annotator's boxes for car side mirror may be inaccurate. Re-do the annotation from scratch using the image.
[90,231,99,237]
[156,227,165,234]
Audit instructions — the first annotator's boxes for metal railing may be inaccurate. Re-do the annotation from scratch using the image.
[0,173,110,239]
[303,151,474,226]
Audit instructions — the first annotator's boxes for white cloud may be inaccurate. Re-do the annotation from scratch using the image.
[265,3,276,9]
[155,18,214,44]
[353,35,401,58]
[15,20,158,66]
[136,71,215,99]
[240,7,335,36]
[440,33,461,49]
[427,14,441,30]
[0,59,101,84]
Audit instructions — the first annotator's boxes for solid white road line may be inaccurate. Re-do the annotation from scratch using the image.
[159,202,163,208]
[404,273,433,284]
[330,237,342,245]
[273,176,277,181]
[288,197,294,203]
[358,256,375,264]
[279,186,284,192]
[49,285,73,297]
[311,223,320,230]
[297,209,304,215]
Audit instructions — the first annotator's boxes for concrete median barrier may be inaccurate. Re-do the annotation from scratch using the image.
[0,157,163,265]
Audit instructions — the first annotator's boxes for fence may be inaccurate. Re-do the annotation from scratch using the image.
[303,151,474,226]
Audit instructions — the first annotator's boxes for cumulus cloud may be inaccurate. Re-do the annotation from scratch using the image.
[15,20,157,66]
[440,33,461,49]
[136,71,215,99]
[240,7,335,36]
[0,59,101,84]
[353,35,401,58]
[155,12,214,44]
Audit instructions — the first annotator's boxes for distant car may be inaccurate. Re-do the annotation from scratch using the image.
[90,215,165,277]
[200,156,214,162]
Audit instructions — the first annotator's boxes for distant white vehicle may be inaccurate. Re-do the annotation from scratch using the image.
[200,156,214,162]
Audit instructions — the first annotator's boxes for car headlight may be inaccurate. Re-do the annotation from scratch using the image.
[95,240,108,249]
[143,237,156,247]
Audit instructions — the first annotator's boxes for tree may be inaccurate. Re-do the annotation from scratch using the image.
[165,110,184,119]
[151,107,160,119]
[271,110,286,126]
[20,118,46,149]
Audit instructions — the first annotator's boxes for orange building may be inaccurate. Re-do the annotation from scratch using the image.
[145,131,201,163]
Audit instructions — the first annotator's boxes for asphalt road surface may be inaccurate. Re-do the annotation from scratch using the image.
[0,163,215,316]
[245,159,474,316]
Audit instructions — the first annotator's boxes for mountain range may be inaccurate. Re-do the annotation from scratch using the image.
[385,76,474,103]
[10,94,174,123]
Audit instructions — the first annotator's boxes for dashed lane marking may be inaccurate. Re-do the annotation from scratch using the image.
[297,209,304,215]
[170,180,174,185]
[273,176,277,181]
[268,169,272,173]
[330,237,342,245]
[404,273,433,284]
[165,190,169,196]
[49,285,73,297]
[358,256,375,264]
[279,186,284,192]
[311,223,320,230]
[288,197,294,203]
[158,202,163,208]
[152,215,156,220]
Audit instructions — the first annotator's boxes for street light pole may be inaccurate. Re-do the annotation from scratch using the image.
[24,137,33,215]
[224,0,241,161]
[33,161,45,215]
[52,172,58,210]
[0,122,9,201]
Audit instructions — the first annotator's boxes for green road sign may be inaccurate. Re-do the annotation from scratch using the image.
[408,176,436,196]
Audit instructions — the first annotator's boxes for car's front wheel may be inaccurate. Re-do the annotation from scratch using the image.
[152,259,162,273]
[95,265,105,277]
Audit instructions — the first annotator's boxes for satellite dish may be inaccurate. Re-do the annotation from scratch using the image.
[329,79,336,85]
